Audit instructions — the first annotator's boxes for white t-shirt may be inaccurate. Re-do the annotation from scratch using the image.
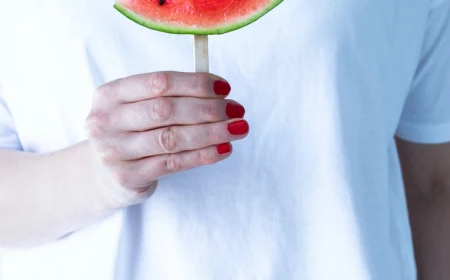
[1,0,450,279]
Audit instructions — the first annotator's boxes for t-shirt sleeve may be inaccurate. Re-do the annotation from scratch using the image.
[396,1,450,144]
[0,89,22,150]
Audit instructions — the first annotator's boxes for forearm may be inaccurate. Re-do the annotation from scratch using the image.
[0,141,143,248]
[396,138,450,279]
[407,185,450,280]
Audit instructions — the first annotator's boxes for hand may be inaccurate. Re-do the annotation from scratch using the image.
[85,72,248,195]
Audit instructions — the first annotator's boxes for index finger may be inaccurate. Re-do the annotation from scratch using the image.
[96,71,231,105]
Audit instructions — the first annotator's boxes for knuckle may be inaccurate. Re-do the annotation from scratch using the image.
[163,154,182,172]
[159,127,178,152]
[98,144,122,163]
[195,73,211,95]
[148,98,173,121]
[206,124,221,142]
[196,150,215,165]
[84,112,110,138]
[94,83,114,102]
[109,163,136,189]
[114,171,131,187]
[201,100,221,120]
[149,72,169,96]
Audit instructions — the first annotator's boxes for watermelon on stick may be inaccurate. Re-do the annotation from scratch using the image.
[114,0,283,72]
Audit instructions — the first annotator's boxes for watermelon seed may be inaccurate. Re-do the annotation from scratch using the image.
[158,0,165,5]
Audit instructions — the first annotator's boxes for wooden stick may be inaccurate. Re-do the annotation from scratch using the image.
[194,35,209,73]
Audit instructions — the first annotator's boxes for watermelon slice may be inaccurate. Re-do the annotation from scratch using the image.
[114,0,283,35]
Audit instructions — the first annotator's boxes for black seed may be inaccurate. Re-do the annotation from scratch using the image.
[158,0,165,5]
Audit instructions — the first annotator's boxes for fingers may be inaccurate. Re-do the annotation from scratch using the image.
[94,72,231,107]
[112,98,245,131]
[86,71,246,194]
[118,119,249,160]
[111,143,233,190]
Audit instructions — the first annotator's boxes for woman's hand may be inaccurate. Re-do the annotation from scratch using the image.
[85,71,249,195]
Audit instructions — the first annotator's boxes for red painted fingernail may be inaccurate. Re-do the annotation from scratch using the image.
[226,103,245,119]
[217,143,231,155]
[227,120,249,135]
[214,80,231,96]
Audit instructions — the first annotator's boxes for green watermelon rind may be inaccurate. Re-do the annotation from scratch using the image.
[114,0,283,35]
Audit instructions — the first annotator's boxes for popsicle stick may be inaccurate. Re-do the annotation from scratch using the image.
[194,35,209,73]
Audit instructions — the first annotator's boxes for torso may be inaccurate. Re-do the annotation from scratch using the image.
[0,0,429,279]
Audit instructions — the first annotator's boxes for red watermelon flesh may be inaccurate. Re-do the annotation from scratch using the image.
[114,0,283,35]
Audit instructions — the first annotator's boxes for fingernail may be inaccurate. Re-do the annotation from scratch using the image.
[226,103,245,119]
[214,80,231,96]
[228,120,249,135]
[217,143,231,155]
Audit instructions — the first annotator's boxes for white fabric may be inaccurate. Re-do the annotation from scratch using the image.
[0,0,450,279]
[0,86,21,151]
[396,4,450,144]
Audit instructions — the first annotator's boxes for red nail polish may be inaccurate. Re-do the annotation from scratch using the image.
[226,103,245,119]
[214,80,231,96]
[228,120,249,135]
[217,143,231,155]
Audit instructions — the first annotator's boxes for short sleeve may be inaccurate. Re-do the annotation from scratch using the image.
[0,86,22,150]
[396,2,450,144]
